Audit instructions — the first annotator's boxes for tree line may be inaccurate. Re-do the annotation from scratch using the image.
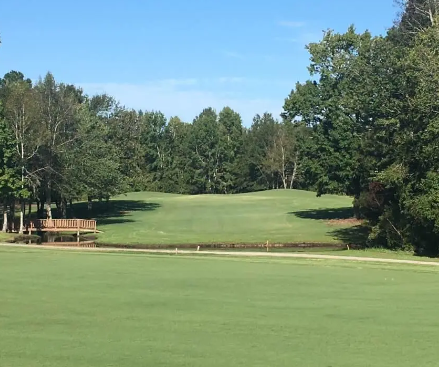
[1,0,439,255]
[0,71,306,233]
[282,0,439,254]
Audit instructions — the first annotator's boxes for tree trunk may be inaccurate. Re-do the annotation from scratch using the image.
[37,195,45,218]
[60,198,67,219]
[45,203,52,220]
[45,183,52,220]
[19,163,25,233]
[281,145,287,189]
[10,200,15,232]
[19,200,25,234]
[290,151,299,190]
[27,200,32,226]
[2,203,8,232]
[88,196,93,212]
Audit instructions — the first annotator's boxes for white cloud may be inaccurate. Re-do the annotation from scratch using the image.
[220,50,245,59]
[278,20,306,28]
[79,78,284,125]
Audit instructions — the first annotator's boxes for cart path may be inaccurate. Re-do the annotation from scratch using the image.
[2,242,439,267]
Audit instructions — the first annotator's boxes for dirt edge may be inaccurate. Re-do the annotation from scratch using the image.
[2,243,439,267]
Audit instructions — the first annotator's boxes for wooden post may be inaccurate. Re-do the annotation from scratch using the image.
[77,219,80,244]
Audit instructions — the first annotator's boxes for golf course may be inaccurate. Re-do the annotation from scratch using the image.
[2,191,439,366]
[86,190,361,246]
[3,0,439,365]
[2,246,439,367]
[3,189,437,366]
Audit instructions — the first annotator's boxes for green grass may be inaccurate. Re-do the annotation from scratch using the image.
[204,247,439,262]
[315,248,439,262]
[0,231,17,242]
[82,190,359,246]
[2,246,439,366]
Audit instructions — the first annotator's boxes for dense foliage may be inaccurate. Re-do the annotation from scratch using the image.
[1,0,439,254]
[283,0,439,254]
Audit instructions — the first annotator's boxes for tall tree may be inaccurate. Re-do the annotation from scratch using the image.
[35,73,81,219]
[217,107,243,193]
[107,108,147,191]
[60,103,123,217]
[2,79,40,232]
[283,27,381,196]
[0,116,21,232]
[160,116,192,193]
[189,108,220,194]
[246,113,280,189]
[140,111,168,191]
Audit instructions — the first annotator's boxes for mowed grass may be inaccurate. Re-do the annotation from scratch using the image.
[0,231,17,242]
[2,247,439,367]
[88,190,358,245]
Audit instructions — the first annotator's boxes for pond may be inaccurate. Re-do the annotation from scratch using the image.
[13,232,96,246]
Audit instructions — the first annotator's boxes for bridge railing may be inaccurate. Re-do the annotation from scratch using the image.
[29,219,97,232]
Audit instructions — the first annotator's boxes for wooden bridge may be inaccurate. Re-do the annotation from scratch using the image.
[28,219,97,234]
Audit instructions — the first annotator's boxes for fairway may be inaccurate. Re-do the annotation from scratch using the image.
[89,190,358,246]
[2,247,439,366]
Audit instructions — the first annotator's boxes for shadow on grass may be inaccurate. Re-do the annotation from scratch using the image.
[290,207,370,247]
[96,218,136,225]
[329,226,370,247]
[290,207,354,220]
[71,200,161,225]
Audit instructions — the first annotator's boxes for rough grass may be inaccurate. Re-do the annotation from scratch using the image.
[0,231,17,242]
[2,246,439,367]
[76,190,362,246]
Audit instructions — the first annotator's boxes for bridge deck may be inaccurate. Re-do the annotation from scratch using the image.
[28,219,97,233]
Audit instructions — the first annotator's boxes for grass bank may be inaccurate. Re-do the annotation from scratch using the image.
[74,190,363,246]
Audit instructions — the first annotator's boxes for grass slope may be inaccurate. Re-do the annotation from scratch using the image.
[0,232,17,242]
[89,190,358,246]
[2,247,439,367]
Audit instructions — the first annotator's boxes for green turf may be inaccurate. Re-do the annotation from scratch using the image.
[314,248,439,261]
[0,231,17,242]
[1,247,439,366]
[86,190,359,246]
[202,247,439,262]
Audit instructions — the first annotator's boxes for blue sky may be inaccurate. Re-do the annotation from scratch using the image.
[0,0,398,125]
